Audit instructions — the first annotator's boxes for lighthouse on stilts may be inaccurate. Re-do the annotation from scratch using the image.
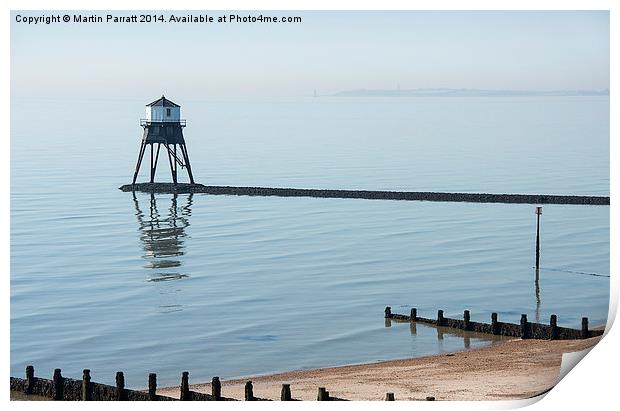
[132,95,195,185]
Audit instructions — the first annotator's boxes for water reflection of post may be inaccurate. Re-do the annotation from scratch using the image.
[436,326,444,352]
[132,191,193,283]
[535,268,541,323]
[409,322,417,335]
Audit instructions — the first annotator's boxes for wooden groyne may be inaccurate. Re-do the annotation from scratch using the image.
[10,366,386,401]
[12,310,603,401]
[119,183,609,205]
[384,307,605,340]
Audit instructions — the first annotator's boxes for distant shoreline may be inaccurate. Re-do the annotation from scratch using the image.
[158,336,602,401]
[331,88,610,98]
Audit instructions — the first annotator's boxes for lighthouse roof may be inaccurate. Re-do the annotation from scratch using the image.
[146,95,180,108]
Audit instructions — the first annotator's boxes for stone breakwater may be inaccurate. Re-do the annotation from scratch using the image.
[119,183,610,205]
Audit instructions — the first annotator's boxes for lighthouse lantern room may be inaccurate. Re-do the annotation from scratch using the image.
[132,95,195,185]
[145,96,181,122]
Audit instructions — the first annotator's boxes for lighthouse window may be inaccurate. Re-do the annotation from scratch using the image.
[166,108,171,117]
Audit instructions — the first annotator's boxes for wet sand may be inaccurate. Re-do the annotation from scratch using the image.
[159,336,601,401]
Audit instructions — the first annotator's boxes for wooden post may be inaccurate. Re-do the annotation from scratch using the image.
[410,308,417,321]
[245,381,254,401]
[212,376,221,400]
[520,314,529,339]
[148,373,157,400]
[317,387,329,401]
[463,310,471,330]
[491,312,499,335]
[25,365,35,395]
[582,317,589,339]
[281,384,292,401]
[550,315,558,340]
[52,368,63,400]
[437,310,444,326]
[115,371,126,401]
[386,392,395,401]
[535,207,542,269]
[180,371,190,401]
[384,306,392,318]
[82,369,92,401]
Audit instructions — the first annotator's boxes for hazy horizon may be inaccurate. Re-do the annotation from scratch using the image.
[11,10,609,101]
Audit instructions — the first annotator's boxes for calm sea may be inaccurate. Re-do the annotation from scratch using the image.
[11,96,609,387]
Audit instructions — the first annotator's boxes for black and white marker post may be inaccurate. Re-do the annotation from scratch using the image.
[535,206,543,270]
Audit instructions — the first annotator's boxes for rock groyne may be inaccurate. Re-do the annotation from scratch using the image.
[119,183,609,205]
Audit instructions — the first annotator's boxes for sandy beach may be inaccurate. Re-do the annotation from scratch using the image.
[159,336,602,401]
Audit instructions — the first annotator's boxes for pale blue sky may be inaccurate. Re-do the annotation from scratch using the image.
[11,11,609,99]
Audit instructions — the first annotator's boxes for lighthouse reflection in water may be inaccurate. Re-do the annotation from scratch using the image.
[133,192,193,313]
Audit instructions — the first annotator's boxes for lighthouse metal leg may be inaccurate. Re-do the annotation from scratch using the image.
[180,143,195,184]
[173,144,178,183]
[165,143,177,185]
[150,143,161,183]
[132,139,148,185]
[149,144,155,183]
[151,143,155,183]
